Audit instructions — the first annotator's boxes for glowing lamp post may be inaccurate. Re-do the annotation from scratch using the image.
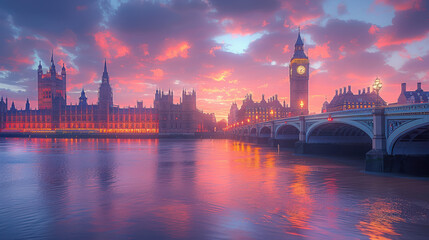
[373,77,382,106]
[299,100,304,115]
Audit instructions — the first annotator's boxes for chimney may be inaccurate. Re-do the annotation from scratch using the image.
[340,88,342,94]
[363,88,365,94]
[343,87,346,93]
[348,85,351,93]
[358,89,361,95]
[367,87,370,93]
[417,82,422,90]
[335,90,338,95]
[401,83,406,93]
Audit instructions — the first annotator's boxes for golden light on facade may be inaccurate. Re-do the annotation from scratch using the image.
[300,100,304,109]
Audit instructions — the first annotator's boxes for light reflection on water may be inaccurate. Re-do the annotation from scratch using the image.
[0,138,428,239]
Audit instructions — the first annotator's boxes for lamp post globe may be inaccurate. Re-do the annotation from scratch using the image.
[373,77,382,106]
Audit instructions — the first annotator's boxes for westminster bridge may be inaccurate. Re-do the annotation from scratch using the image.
[227,103,429,173]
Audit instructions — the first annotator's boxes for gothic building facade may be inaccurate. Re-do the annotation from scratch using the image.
[0,55,215,134]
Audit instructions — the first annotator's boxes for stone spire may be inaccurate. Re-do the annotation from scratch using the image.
[102,59,109,83]
[50,50,56,73]
[61,63,66,75]
[292,27,308,59]
[25,98,30,110]
[79,88,88,106]
[295,26,303,46]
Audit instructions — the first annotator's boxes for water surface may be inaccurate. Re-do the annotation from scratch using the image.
[0,138,428,239]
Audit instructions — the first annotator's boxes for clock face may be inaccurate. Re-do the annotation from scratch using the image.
[297,65,306,75]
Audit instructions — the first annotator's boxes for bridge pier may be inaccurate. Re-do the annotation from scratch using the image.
[295,116,307,154]
[366,107,387,172]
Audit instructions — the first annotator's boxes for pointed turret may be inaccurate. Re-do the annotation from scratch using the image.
[292,27,308,59]
[98,59,113,108]
[102,59,109,83]
[25,98,30,111]
[61,63,66,76]
[295,26,304,46]
[79,88,88,106]
[50,50,56,73]
[10,101,16,111]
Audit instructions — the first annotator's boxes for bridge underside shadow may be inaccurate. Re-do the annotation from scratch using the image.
[388,124,429,176]
[275,125,299,148]
[255,127,271,144]
[301,123,372,157]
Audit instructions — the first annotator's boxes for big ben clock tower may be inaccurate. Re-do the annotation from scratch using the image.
[289,28,309,115]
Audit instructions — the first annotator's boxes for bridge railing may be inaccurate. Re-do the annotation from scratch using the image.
[384,103,429,114]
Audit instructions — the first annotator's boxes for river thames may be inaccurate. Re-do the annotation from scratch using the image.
[0,138,428,239]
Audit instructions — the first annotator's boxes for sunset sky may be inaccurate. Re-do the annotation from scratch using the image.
[0,0,428,120]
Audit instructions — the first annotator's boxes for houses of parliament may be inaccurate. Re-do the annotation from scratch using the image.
[0,54,216,134]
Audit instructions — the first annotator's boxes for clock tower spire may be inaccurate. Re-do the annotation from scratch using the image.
[289,28,309,115]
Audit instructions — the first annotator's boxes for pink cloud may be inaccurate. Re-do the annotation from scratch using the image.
[368,25,380,34]
[94,31,130,58]
[140,44,150,56]
[376,0,423,11]
[375,34,427,48]
[156,40,191,61]
[309,42,331,59]
[151,68,165,80]
[283,44,290,53]
[209,46,222,56]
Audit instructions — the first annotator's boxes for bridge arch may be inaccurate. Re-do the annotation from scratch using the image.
[259,126,271,137]
[250,127,257,136]
[306,119,373,143]
[243,128,249,135]
[275,124,300,140]
[306,120,372,145]
[387,118,429,155]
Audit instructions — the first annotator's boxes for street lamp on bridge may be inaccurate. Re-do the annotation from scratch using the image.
[373,77,383,106]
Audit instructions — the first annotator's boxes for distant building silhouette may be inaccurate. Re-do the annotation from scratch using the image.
[321,85,386,113]
[0,54,215,134]
[228,102,239,126]
[397,82,429,104]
